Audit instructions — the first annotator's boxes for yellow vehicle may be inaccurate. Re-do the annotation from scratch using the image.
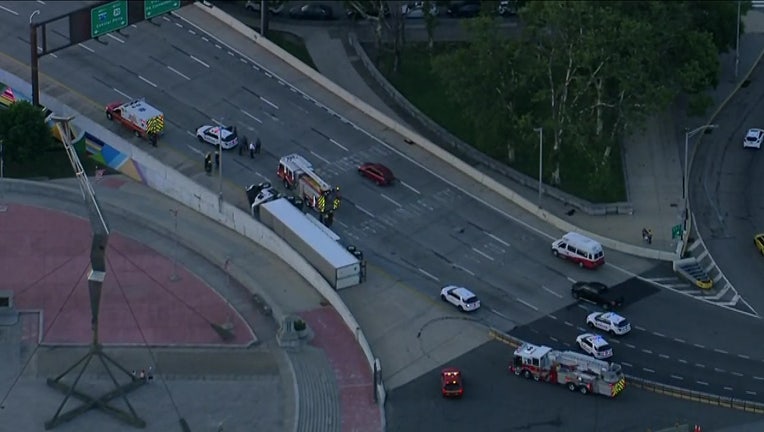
[755,234,764,255]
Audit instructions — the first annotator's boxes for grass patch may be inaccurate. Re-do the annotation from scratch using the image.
[266,30,317,71]
[372,43,627,203]
[5,147,101,179]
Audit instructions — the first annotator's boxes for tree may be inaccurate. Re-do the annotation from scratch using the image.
[0,101,53,166]
[346,0,398,66]
[422,0,438,51]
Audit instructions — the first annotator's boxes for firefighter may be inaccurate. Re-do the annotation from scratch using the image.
[239,135,248,156]
[149,133,158,147]
[254,136,262,154]
[214,151,220,169]
[204,152,212,174]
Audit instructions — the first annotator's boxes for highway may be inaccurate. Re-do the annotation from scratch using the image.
[1,1,764,428]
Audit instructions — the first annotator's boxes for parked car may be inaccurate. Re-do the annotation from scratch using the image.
[358,162,395,186]
[346,3,390,20]
[440,367,464,398]
[576,333,613,359]
[196,125,238,150]
[288,4,334,20]
[440,285,481,312]
[755,233,764,255]
[498,0,519,16]
[744,128,764,149]
[402,1,439,18]
[447,1,481,18]
[586,312,631,336]
[571,281,624,310]
[244,0,284,15]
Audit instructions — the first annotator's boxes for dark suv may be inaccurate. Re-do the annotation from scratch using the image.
[571,282,624,310]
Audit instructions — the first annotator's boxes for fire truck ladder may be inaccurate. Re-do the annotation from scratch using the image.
[289,154,332,192]
[551,351,612,376]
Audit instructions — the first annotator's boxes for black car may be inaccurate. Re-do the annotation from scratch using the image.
[447,1,481,17]
[288,4,334,20]
[571,282,624,310]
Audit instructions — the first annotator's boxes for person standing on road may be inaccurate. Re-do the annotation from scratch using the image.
[255,136,262,154]
[249,140,255,159]
[214,151,220,169]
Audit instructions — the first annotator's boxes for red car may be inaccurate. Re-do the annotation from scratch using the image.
[358,162,395,186]
[440,367,464,398]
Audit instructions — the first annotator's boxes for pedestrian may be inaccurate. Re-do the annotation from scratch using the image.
[139,369,146,380]
[148,366,154,382]
[131,370,136,379]
[239,135,247,156]
[249,140,255,159]
[214,151,220,169]
[254,137,261,154]
[204,153,212,175]
[647,229,653,245]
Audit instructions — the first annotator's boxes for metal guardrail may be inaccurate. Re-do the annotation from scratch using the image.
[488,327,764,413]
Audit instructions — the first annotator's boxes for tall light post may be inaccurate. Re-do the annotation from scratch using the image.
[735,0,741,79]
[217,121,224,212]
[684,124,718,223]
[534,127,543,203]
[0,138,6,212]
[169,208,180,282]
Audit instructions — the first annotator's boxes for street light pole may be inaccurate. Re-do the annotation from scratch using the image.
[29,10,40,107]
[735,0,741,79]
[0,139,6,212]
[683,124,718,224]
[217,122,224,212]
[534,127,543,203]
[169,208,180,282]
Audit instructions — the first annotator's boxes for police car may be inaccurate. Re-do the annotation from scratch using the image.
[586,312,631,336]
[744,128,764,149]
[440,285,481,312]
[575,333,613,359]
[196,125,239,150]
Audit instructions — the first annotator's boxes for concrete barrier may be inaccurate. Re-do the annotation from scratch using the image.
[0,66,387,406]
[193,3,675,262]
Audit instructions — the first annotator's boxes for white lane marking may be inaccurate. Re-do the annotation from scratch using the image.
[355,204,374,218]
[576,326,586,332]
[714,367,726,373]
[167,66,190,80]
[566,277,577,283]
[175,22,183,28]
[163,16,171,22]
[260,96,279,110]
[695,363,706,368]
[255,171,269,182]
[625,343,636,349]
[608,339,620,344]
[78,43,95,53]
[186,130,195,137]
[400,181,421,195]
[563,321,573,327]
[0,4,19,15]
[138,76,158,88]
[641,349,653,354]
[670,375,684,380]
[673,338,686,343]
[336,220,348,228]
[678,358,688,364]
[694,343,706,349]
[36,0,46,4]
[380,193,402,208]
[471,248,495,261]
[264,72,272,78]
[309,151,330,165]
[201,36,209,42]
[227,51,235,57]
[621,362,633,367]
[697,381,709,386]
[724,386,734,391]
[652,332,666,338]
[643,368,655,373]
[131,24,138,28]
[754,376,764,381]
[489,307,512,321]
[329,138,349,152]
[486,233,510,247]
[731,371,744,377]
[658,354,670,359]
[747,391,758,396]
[548,315,557,320]
[185,144,204,156]
[113,88,131,99]
[241,109,263,124]
[190,55,210,68]
[240,58,247,64]
[106,33,124,44]
[188,29,196,35]
[542,286,563,298]
[634,325,646,331]
[516,298,538,311]
[738,354,751,359]
[453,264,475,276]
[550,336,558,342]
[714,348,729,354]
[417,268,439,282]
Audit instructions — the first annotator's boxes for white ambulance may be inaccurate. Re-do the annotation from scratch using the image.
[551,232,605,269]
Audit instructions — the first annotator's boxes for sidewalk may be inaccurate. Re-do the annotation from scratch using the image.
[267,9,764,255]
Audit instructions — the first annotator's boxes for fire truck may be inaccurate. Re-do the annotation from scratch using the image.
[277,154,341,226]
[105,99,165,146]
[509,342,626,397]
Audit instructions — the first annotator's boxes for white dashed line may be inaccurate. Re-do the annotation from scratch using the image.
[36,0,46,4]
[608,339,620,344]
[175,22,183,28]
[566,277,577,284]
[643,368,655,373]
[658,354,670,359]
[78,43,95,53]
[714,348,729,354]
[106,33,124,43]
[563,321,574,327]
[548,315,557,320]
[747,391,758,396]
[167,66,190,80]
[113,88,131,99]
[488,307,512,321]
[549,336,558,342]
[652,332,666,338]
[621,362,633,367]
[185,143,204,156]
[309,151,330,165]
[0,4,19,15]
[241,109,263,124]
[697,381,709,386]
[329,138,349,151]
[641,349,653,354]
[724,386,733,391]
[201,36,209,42]
[695,363,706,368]
[754,376,764,381]
[185,130,195,137]
[191,55,209,68]
[516,298,539,311]
[471,248,495,261]
[678,359,688,364]
[400,181,421,195]
[694,343,706,349]
[264,72,273,78]
[673,338,686,343]
[452,264,475,276]
[138,76,157,88]
[542,286,563,298]
[355,204,374,218]
[417,268,440,282]
[738,354,750,360]
[486,233,510,247]
[227,51,235,57]
[634,325,646,331]
[670,375,684,380]
[260,96,279,110]
[188,29,196,35]
[731,371,744,377]
[625,343,636,349]
[380,193,402,208]
[714,367,726,373]
[240,58,247,64]
[214,44,222,49]
[162,16,171,22]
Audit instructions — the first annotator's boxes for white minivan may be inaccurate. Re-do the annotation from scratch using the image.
[551,232,605,269]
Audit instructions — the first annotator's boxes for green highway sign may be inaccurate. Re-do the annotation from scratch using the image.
[91,1,128,38]
[145,0,181,20]
[672,224,682,239]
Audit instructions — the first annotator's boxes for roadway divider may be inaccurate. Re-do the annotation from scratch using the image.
[0,67,387,407]
[488,327,764,412]
[672,258,713,290]
[192,2,676,262]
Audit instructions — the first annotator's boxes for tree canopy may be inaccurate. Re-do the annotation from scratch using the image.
[432,0,734,200]
[0,100,54,166]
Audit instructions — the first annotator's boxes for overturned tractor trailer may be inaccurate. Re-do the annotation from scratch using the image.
[258,198,362,289]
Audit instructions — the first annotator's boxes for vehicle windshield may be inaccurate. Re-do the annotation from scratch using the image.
[444,382,461,391]
[617,319,630,328]
[464,297,479,304]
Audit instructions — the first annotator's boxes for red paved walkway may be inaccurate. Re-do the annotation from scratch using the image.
[0,204,256,346]
[301,306,382,432]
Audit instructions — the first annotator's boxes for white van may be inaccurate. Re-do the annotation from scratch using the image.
[551,232,605,269]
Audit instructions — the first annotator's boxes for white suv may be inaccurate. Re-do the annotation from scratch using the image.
[744,128,764,149]
[440,286,480,312]
[576,333,613,359]
[586,312,631,336]
[196,125,239,150]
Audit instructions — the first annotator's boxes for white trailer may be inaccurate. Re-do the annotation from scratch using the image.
[259,198,361,289]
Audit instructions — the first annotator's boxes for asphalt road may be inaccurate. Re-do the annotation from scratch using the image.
[2,0,764,417]
[690,50,764,315]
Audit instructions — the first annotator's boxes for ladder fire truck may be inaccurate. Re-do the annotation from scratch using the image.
[105,99,165,146]
[277,154,341,226]
[509,342,626,398]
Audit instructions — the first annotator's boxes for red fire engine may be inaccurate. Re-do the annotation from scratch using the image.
[440,367,464,398]
[277,154,341,226]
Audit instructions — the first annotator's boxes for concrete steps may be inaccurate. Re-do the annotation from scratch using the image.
[289,346,340,432]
